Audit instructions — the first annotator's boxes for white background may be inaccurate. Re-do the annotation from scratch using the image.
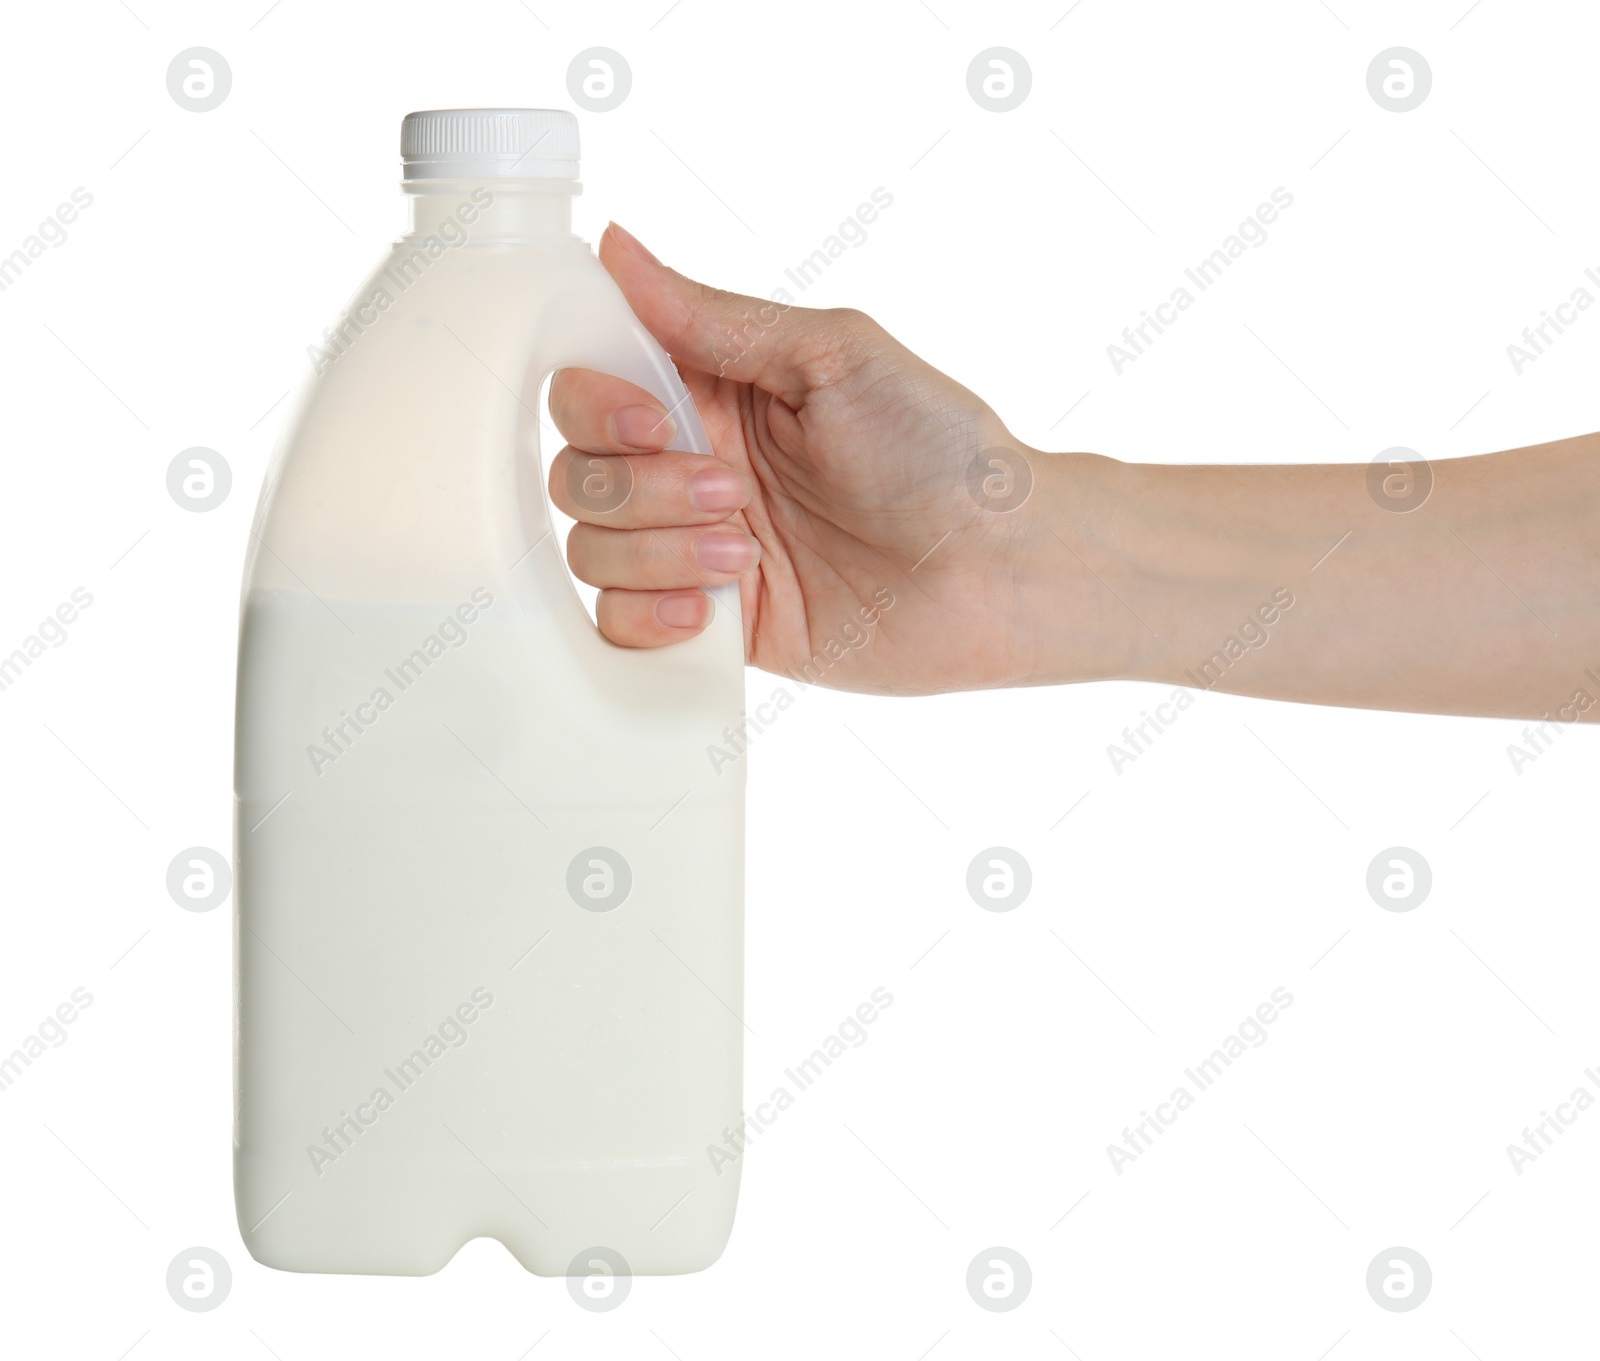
[2,0,1597,1357]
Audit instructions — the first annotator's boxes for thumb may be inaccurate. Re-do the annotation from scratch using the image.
[599,222,840,403]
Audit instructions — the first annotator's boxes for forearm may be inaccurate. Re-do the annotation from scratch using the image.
[1021,433,1600,720]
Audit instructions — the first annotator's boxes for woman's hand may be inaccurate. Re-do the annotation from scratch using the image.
[547,223,1103,695]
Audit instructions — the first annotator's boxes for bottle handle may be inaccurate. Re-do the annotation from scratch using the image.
[540,257,741,623]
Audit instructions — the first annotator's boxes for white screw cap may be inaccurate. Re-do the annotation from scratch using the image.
[401,108,579,181]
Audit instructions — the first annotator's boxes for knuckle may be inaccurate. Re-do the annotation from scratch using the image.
[564,523,590,578]
[797,307,885,389]
[547,449,574,506]
[825,306,878,339]
[594,588,626,629]
[644,528,678,572]
[564,449,635,519]
[546,372,583,428]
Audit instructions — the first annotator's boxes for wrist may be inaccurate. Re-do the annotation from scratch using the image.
[1017,452,1361,700]
[1005,448,1157,688]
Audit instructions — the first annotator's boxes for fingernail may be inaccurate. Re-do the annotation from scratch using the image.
[655,591,709,629]
[613,404,672,450]
[688,467,747,513]
[606,222,660,265]
[695,533,759,573]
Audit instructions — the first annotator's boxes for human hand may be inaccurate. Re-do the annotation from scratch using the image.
[548,223,1104,695]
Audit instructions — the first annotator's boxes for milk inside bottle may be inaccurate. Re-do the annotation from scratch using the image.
[233,109,745,1276]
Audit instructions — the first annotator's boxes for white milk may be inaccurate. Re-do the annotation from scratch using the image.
[234,110,745,1277]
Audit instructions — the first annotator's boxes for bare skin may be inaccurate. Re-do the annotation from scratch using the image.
[549,222,1600,722]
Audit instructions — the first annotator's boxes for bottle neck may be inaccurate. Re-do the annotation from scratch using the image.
[402,180,578,242]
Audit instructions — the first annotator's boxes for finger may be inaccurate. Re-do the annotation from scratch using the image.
[548,367,676,453]
[567,523,760,591]
[599,222,868,404]
[549,447,750,527]
[596,588,713,647]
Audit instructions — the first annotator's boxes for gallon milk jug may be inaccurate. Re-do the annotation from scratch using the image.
[234,108,745,1277]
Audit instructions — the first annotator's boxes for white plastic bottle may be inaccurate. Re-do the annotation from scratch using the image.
[234,109,745,1277]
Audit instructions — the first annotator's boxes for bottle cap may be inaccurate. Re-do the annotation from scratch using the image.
[401,109,579,181]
